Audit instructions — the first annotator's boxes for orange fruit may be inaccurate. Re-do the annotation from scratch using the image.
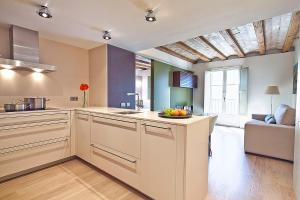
[180,110,188,116]
[171,110,180,116]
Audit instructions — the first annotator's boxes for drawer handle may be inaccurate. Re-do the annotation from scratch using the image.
[0,112,69,119]
[0,120,68,131]
[144,124,171,130]
[144,125,173,138]
[92,116,136,124]
[90,144,136,163]
[92,117,136,129]
[0,136,69,155]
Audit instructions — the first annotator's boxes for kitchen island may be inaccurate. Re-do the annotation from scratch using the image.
[0,107,209,200]
[75,107,210,200]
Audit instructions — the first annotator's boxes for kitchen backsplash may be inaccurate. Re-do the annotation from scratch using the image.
[0,95,87,108]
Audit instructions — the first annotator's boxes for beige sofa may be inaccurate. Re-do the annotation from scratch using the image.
[244,114,295,161]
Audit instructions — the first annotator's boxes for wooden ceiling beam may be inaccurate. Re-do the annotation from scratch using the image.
[136,62,151,68]
[155,46,197,64]
[198,36,227,60]
[136,59,151,65]
[219,29,245,57]
[253,20,266,55]
[136,64,150,70]
[282,11,300,52]
[174,41,211,62]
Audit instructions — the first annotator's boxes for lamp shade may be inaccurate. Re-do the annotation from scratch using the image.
[265,86,280,95]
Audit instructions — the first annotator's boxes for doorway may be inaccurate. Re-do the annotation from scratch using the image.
[135,55,151,110]
[204,68,247,127]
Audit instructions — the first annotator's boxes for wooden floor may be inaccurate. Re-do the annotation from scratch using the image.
[0,126,295,200]
[206,126,295,200]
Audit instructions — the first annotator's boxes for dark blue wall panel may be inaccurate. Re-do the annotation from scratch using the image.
[107,45,135,109]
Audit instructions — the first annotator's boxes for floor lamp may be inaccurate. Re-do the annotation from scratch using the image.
[265,86,280,115]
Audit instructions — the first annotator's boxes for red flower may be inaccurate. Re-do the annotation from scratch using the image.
[80,83,89,91]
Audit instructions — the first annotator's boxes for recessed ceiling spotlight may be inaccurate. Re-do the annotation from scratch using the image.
[145,10,156,22]
[37,5,52,18]
[103,31,111,40]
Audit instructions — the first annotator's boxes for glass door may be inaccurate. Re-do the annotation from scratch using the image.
[204,69,241,127]
[209,70,224,114]
[225,69,240,115]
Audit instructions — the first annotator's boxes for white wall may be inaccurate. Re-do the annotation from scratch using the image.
[89,44,108,107]
[192,52,295,116]
[192,65,207,114]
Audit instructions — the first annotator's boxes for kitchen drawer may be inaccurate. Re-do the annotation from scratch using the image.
[0,119,70,149]
[0,136,70,178]
[91,114,140,158]
[0,111,70,127]
[91,143,140,189]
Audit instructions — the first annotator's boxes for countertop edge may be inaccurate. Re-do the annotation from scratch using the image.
[75,107,209,126]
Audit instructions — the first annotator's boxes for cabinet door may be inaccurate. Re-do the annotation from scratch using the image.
[75,112,91,162]
[91,114,140,158]
[141,121,177,200]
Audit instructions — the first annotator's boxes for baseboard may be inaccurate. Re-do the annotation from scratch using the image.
[245,151,293,163]
[0,156,76,183]
[216,124,244,129]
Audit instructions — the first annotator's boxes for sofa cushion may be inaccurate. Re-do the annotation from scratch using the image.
[274,104,288,125]
[265,115,276,124]
[281,106,296,126]
[246,119,269,126]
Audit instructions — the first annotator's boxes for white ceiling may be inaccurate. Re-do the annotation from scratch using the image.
[0,0,299,52]
[138,48,193,69]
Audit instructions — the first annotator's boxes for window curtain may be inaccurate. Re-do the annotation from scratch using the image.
[204,70,211,114]
[239,67,248,115]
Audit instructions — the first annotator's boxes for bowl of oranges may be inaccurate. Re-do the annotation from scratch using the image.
[158,108,192,119]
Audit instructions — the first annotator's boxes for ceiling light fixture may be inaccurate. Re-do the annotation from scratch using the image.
[33,68,44,73]
[145,10,156,22]
[37,5,52,18]
[103,31,111,40]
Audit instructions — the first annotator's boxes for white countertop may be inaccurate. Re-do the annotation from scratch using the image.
[0,107,209,125]
[76,107,209,125]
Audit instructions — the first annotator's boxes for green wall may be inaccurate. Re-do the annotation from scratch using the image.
[170,87,193,108]
[151,60,193,111]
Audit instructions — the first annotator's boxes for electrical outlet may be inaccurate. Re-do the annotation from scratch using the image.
[70,96,78,101]
[126,102,131,107]
[120,102,126,108]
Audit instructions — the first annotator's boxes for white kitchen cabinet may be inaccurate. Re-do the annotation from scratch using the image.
[75,111,91,162]
[91,113,140,158]
[76,109,210,200]
[90,112,141,189]
[0,107,209,199]
[140,119,209,200]
[0,111,71,180]
[141,121,177,200]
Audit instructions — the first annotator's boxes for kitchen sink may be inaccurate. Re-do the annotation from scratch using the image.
[113,111,142,115]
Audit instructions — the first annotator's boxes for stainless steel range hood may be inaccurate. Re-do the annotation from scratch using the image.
[0,25,57,72]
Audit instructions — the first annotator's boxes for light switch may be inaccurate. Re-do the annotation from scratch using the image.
[120,102,126,108]
[70,96,78,101]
